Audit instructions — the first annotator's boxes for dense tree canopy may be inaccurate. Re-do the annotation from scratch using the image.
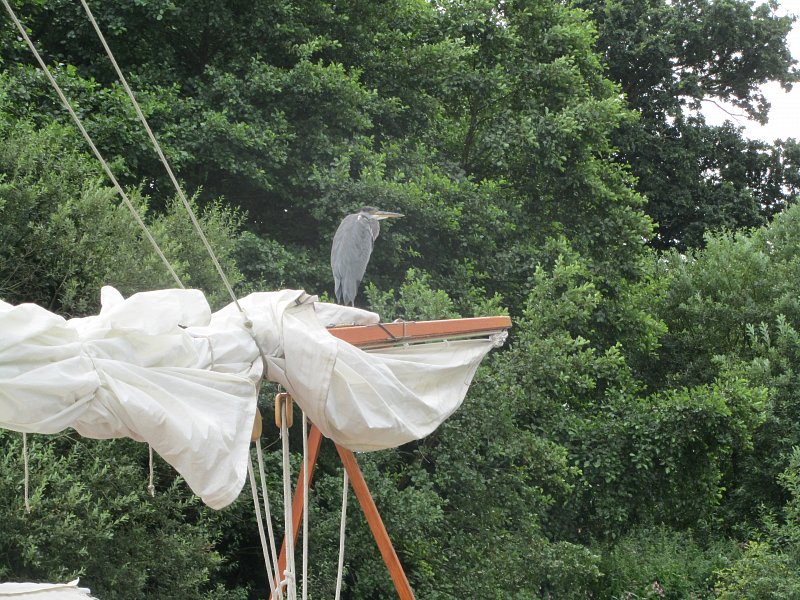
[576,0,799,249]
[1,0,800,598]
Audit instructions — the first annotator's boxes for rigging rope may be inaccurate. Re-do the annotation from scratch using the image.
[280,401,298,600]
[248,460,281,599]
[301,413,309,600]
[255,440,282,598]
[78,0,243,312]
[0,0,184,290]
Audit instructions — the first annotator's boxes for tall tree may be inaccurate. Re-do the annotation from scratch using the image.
[576,0,799,249]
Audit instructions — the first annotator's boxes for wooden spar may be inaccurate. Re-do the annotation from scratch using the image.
[271,315,512,598]
[336,444,415,600]
[327,315,511,348]
[275,427,417,600]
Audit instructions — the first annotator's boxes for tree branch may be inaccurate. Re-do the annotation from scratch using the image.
[700,98,747,124]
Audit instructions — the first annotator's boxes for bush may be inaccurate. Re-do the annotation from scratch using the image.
[0,432,242,599]
[599,526,736,599]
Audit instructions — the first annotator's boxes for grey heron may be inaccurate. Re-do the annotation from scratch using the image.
[331,206,404,306]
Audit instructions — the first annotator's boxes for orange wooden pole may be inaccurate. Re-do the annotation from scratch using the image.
[335,444,416,600]
[276,424,323,586]
[329,315,511,348]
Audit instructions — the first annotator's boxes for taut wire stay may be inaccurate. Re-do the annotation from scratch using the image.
[76,0,243,312]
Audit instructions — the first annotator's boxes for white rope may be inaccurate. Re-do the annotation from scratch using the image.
[334,469,349,600]
[0,0,184,290]
[255,440,282,598]
[280,401,297,600]
[78,0,243,311]
[147,444,155,496]
[301,413,309,600]
[248,459,281,599]
[22,433,31,513]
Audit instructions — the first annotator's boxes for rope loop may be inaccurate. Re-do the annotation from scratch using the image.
[147,444,156,497]
[334,469,349,600]
[22,433,31,514]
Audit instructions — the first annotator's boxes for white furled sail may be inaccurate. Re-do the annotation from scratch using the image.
[0,579,97,599]
[0,287,503,508]
[1,287,261,509]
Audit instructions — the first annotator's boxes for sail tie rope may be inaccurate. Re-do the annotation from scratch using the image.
[334,469,349,600]
[255,440,282,599]
[248,460,281,598]
[147,444,156,497]
[22,433,31,513]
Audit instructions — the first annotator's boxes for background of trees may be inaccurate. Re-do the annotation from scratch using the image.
[1,0,799,597]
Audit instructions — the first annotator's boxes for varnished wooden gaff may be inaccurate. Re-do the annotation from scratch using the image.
[328,315,511,348]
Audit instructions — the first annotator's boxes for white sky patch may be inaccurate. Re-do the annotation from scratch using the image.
[701,1,799,143]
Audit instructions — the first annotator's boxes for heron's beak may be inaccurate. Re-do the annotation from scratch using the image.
[374,211,404,220]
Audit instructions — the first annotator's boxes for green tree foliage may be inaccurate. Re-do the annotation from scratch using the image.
[0,61,247,598]
[576,0,799,249]
[651,204,800,534]
[600,526,736,599]
[0,432,245,599]
[0,0,652,308]
[0,72,245,312]
[714,448,800,598]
